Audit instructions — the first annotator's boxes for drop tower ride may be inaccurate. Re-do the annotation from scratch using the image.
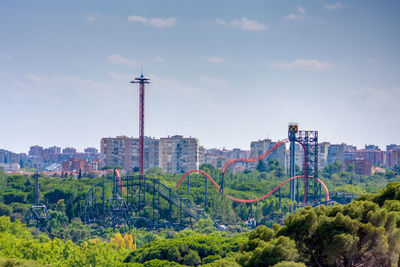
[130,72,150,178]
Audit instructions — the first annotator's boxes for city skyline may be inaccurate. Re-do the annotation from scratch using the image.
[1,1,400,153]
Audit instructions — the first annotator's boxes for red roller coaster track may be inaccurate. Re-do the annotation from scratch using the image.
[175,139,330,204]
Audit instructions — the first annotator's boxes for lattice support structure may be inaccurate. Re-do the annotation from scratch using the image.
[296,130,319,202]
[82,175,207,230]
[108,197,131,226]
[25,173,51,234]
[25,204,50,233]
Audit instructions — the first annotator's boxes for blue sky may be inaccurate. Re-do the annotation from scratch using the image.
[1,0,399,153]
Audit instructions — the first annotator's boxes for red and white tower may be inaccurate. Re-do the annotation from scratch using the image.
[130,72,150,178]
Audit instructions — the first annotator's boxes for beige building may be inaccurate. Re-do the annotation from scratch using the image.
[101,136,159,171]
[318,142,330,169]
[159,135,200,173]
[250,139,286,168]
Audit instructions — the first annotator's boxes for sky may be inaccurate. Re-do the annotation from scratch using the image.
[1,0,400,153]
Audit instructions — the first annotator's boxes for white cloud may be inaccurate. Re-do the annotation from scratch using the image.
[269,59,335,71]
[107,54,136,66]
[207,57,224,64]
[324,2,343,10]
[154,57,164,62]
[216,17,269,31]
[128,15,176,28]
[284,6,306,21]
[215,18,227,25]
[297,6,306,14]
[283,14,300,21]
[231,17,269,31]
[85,14,96,22]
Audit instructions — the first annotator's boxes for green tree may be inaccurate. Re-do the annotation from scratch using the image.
[238,226,299,267]
[256,161,267,172]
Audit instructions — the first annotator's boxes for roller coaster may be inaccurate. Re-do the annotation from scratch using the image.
[79,124,331,230]
[175,125,329,207]
[81,171,207,230]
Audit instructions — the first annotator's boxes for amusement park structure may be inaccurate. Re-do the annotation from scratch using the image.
[79,123,330,230]
[175,123,328,206]
[24,71,331,232]
[25,172,51,233]
[81,170,207,229]
[130,71,149,178]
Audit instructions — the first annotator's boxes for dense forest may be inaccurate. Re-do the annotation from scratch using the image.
[1,163,400,266]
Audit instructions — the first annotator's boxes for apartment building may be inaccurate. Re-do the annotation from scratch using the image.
[318,142,330,169]
[393,149,400,168]
[345,158,372,175]
[101,136,159,171]
[327,143,346,165]
[159,135,200,173]
[250,139,285,168]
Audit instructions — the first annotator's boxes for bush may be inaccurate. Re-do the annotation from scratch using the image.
[0,203,12,216]
[3,192,27,204]
[202,254,222,264]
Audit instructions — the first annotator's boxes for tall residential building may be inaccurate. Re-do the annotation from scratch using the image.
[345,159,372,175]
[250,139,285,168]
[29,145,43,157]
[327,143,346,165]
[159,135,199,173]
[365,144,379,151]
[386,145,400,168]
[199,146,206,166]
[62,147,77,157]
[42,146,61,163]
[393,148,400,168]
[101,136,131,170]
[318,142,330,169]
[0,149,20,164]
[345,149,384,166]
[101,136,159,171]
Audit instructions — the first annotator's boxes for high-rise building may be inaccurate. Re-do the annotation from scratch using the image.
[0,149,20,164]
[318,142,330,169]
[42,146,61,163]
[199,146,206,166]
[62,147,77,157]
[393,148,400,168]
[159,135,199,173]
[101,136,159,171]
[327,143,346,165]
[83,147,100,162]
[365,144,379,151]
[250,139,285,168]
[101,136,131,170]
[345,158,372,175]
[29,145,43,157]
[345,149,384,167]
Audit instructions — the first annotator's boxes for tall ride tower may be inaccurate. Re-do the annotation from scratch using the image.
[288,123,298,202]
[130,72,150,178]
